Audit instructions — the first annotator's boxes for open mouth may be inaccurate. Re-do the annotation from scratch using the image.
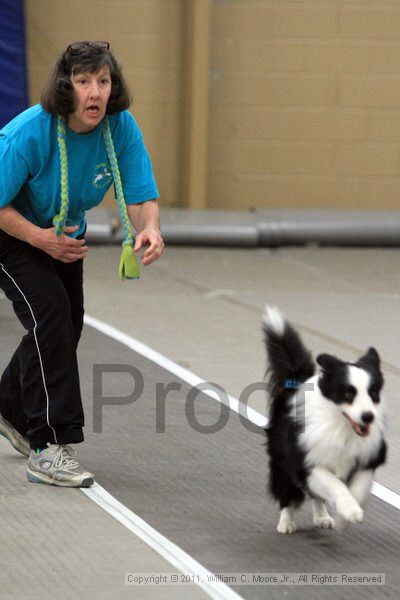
[342,413,370,437]
[86,105,100,117]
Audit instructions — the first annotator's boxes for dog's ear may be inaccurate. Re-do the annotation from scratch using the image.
[316,353,344,373]
[358,346,381,370]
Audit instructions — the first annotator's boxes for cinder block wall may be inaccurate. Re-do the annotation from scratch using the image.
[25,0,184,208]
[25,1,400,210]
[209,1,400,210]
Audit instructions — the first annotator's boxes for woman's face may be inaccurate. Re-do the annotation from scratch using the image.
[68,66,112,133]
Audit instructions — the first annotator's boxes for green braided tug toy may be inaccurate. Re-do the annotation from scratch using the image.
[55,115,140,280]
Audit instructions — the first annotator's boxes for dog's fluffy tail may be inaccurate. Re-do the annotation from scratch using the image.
[262,305,315,399]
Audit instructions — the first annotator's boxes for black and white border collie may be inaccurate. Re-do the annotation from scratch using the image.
[263,305,387,534]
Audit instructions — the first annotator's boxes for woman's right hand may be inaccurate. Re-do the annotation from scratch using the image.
[33,225,89,262]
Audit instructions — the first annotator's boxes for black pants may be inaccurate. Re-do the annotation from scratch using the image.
[0,230,85,449]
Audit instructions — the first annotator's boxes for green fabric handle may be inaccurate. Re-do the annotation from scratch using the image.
[119,243,140,280]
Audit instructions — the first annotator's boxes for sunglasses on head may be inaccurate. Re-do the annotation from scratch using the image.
[66,41,110,54]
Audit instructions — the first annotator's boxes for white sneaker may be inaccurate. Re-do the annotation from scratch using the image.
[27,444,94,487]
[0,414,30,457]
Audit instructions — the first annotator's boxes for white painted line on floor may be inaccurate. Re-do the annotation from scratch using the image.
[372,482,400,510]
[82,483,243,600]
[84,313,400,514]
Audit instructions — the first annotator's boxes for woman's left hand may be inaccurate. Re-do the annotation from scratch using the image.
[133,227,164,266]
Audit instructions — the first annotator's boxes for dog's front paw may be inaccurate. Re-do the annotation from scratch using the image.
[345,506,364,524]
[313,515,335,529]
[337,498,364,524]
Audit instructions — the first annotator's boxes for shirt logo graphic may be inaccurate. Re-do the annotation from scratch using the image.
[93,163,113,189]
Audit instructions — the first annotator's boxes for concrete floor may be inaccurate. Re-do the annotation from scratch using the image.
[1,244,399,599]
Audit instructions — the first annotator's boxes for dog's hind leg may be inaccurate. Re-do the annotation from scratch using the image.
[269,459,304,534]
[308,467,363,524]
[312,499,335,529]
[277,506,297,534]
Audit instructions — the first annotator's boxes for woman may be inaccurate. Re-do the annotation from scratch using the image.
[0,41,164,487]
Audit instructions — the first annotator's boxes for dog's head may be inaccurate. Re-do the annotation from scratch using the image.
[316,347,384,437]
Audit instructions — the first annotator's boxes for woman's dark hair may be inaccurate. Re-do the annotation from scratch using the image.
[41,43,132,116]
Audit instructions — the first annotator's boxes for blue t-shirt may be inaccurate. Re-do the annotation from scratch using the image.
[0,105,159,236]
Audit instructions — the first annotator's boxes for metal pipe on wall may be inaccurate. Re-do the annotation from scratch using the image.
[86,208,400,247]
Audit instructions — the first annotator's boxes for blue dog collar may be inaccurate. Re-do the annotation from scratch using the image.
[284,379,302,390]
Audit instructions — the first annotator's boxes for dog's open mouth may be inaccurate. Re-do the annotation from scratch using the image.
[342,413,370,436]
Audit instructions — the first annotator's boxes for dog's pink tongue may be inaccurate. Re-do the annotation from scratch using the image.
[353,422,369,436]
[344,414,369,436]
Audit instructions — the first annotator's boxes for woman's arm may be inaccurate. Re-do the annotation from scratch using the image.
[0,204,88,262]
[0,204,41,245]
[127,200,164,266]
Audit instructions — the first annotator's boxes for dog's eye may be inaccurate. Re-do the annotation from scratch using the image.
[344,389,355,403]
[369,389,380,403]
